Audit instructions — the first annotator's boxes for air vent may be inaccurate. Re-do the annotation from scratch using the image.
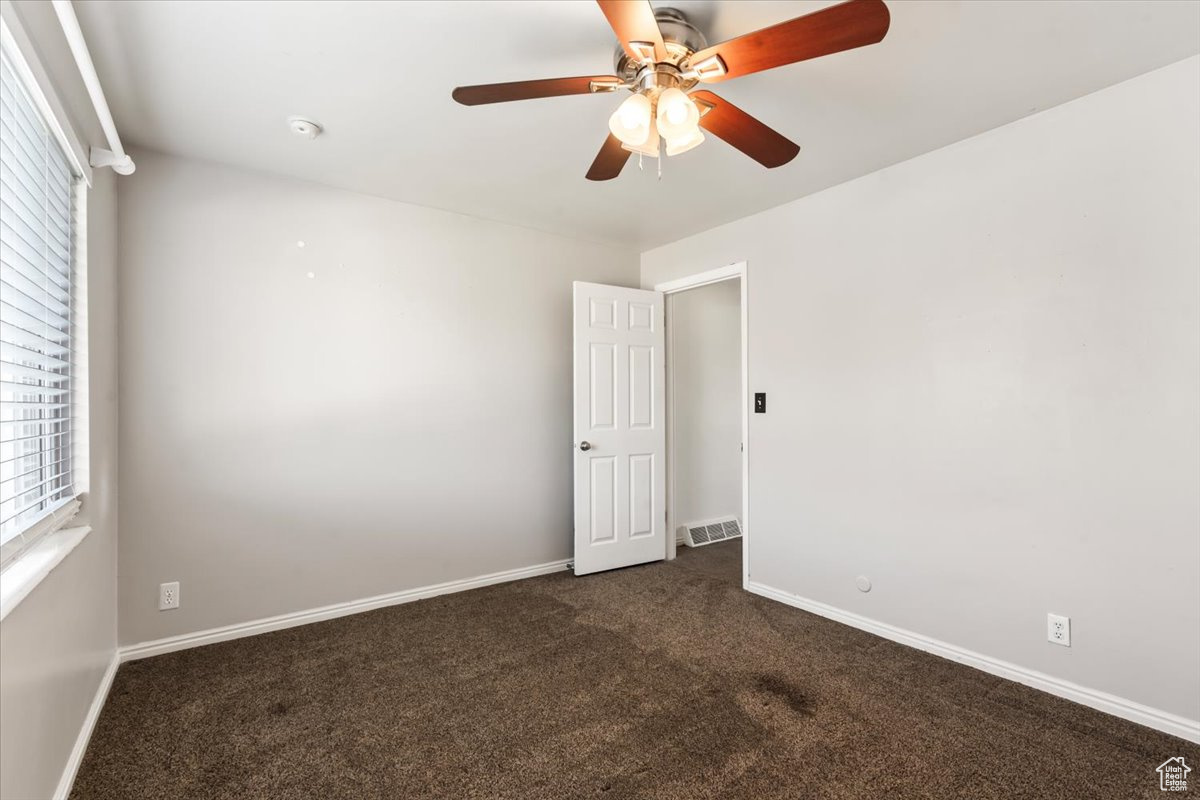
[680,516,741,548]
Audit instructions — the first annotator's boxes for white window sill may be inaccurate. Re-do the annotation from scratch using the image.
[0,524,92,622]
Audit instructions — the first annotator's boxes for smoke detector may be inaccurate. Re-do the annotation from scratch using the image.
[288,116,323,140]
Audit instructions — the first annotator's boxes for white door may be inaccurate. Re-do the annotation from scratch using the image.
[573,281,666,575]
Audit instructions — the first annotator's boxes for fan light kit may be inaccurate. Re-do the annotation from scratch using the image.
[453,0,890,181]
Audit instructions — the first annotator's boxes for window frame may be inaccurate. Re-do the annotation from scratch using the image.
[0,8,90,574]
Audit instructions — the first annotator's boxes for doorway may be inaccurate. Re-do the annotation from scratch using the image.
[656,263,749,587]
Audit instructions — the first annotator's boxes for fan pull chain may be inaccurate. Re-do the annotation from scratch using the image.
[638,153,643,171]
[657,137,663,181]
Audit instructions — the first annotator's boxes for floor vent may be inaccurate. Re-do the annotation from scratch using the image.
[681,517,741,548]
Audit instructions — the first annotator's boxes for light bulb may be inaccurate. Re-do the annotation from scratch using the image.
[664,128,704,157]
[655,88,699,140]
[666,100,688,126]
[619,99,645,128]
[608,93,651,146]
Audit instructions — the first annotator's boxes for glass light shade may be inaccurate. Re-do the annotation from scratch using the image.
[608,93,652,146]
[655,88,699,140]
[621,123,660,158]
[664,128,704,157]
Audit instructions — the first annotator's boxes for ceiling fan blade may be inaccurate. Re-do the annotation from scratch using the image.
[586,134,632,181]
[691,90,799,168]
[452,76,619,106]
[687,0,890,83]
[596,0,667,63]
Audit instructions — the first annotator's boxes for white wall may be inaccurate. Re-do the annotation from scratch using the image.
[0,3,121,798]
[669,279,742,529]
[117,150,638,645]
[642,57,1200,724]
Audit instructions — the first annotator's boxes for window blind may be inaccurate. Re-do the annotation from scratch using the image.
[0,49,77,550]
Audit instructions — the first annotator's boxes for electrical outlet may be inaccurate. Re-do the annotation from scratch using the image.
[159,581,180,611]
[1047,613,1070,646]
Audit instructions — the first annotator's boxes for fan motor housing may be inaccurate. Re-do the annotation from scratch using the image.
[613,7,708,79]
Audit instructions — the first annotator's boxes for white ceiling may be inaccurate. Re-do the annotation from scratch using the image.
[72,0,1200,248]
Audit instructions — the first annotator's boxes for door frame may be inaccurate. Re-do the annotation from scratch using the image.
[654,261,749,589]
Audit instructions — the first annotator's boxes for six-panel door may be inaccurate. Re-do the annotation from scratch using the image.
[572,282,666,575]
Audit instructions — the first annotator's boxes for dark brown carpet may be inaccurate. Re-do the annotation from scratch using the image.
[73,542,1196,799]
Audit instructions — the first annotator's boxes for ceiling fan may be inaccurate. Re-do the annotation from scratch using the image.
[452,0,890,181]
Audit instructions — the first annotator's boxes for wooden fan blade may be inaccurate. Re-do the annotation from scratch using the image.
[452,76,619,106]
[688,0,890,83]
[586,134,632,181]
[596,0,667,63]
[691,90,799,168]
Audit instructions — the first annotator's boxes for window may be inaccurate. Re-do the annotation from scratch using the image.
[0,46,82,562]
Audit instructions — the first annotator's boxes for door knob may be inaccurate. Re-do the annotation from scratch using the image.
[579,441,592,451]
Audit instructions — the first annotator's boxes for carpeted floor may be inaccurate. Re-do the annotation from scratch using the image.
[73,542,1195,799]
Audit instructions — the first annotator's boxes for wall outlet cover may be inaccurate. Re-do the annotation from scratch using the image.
[1047,613,1070,646]
[159,581,180,611]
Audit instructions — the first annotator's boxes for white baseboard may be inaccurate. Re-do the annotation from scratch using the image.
[746,580,1200,744]
[120,558,571,663]
[54,652,119,800]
